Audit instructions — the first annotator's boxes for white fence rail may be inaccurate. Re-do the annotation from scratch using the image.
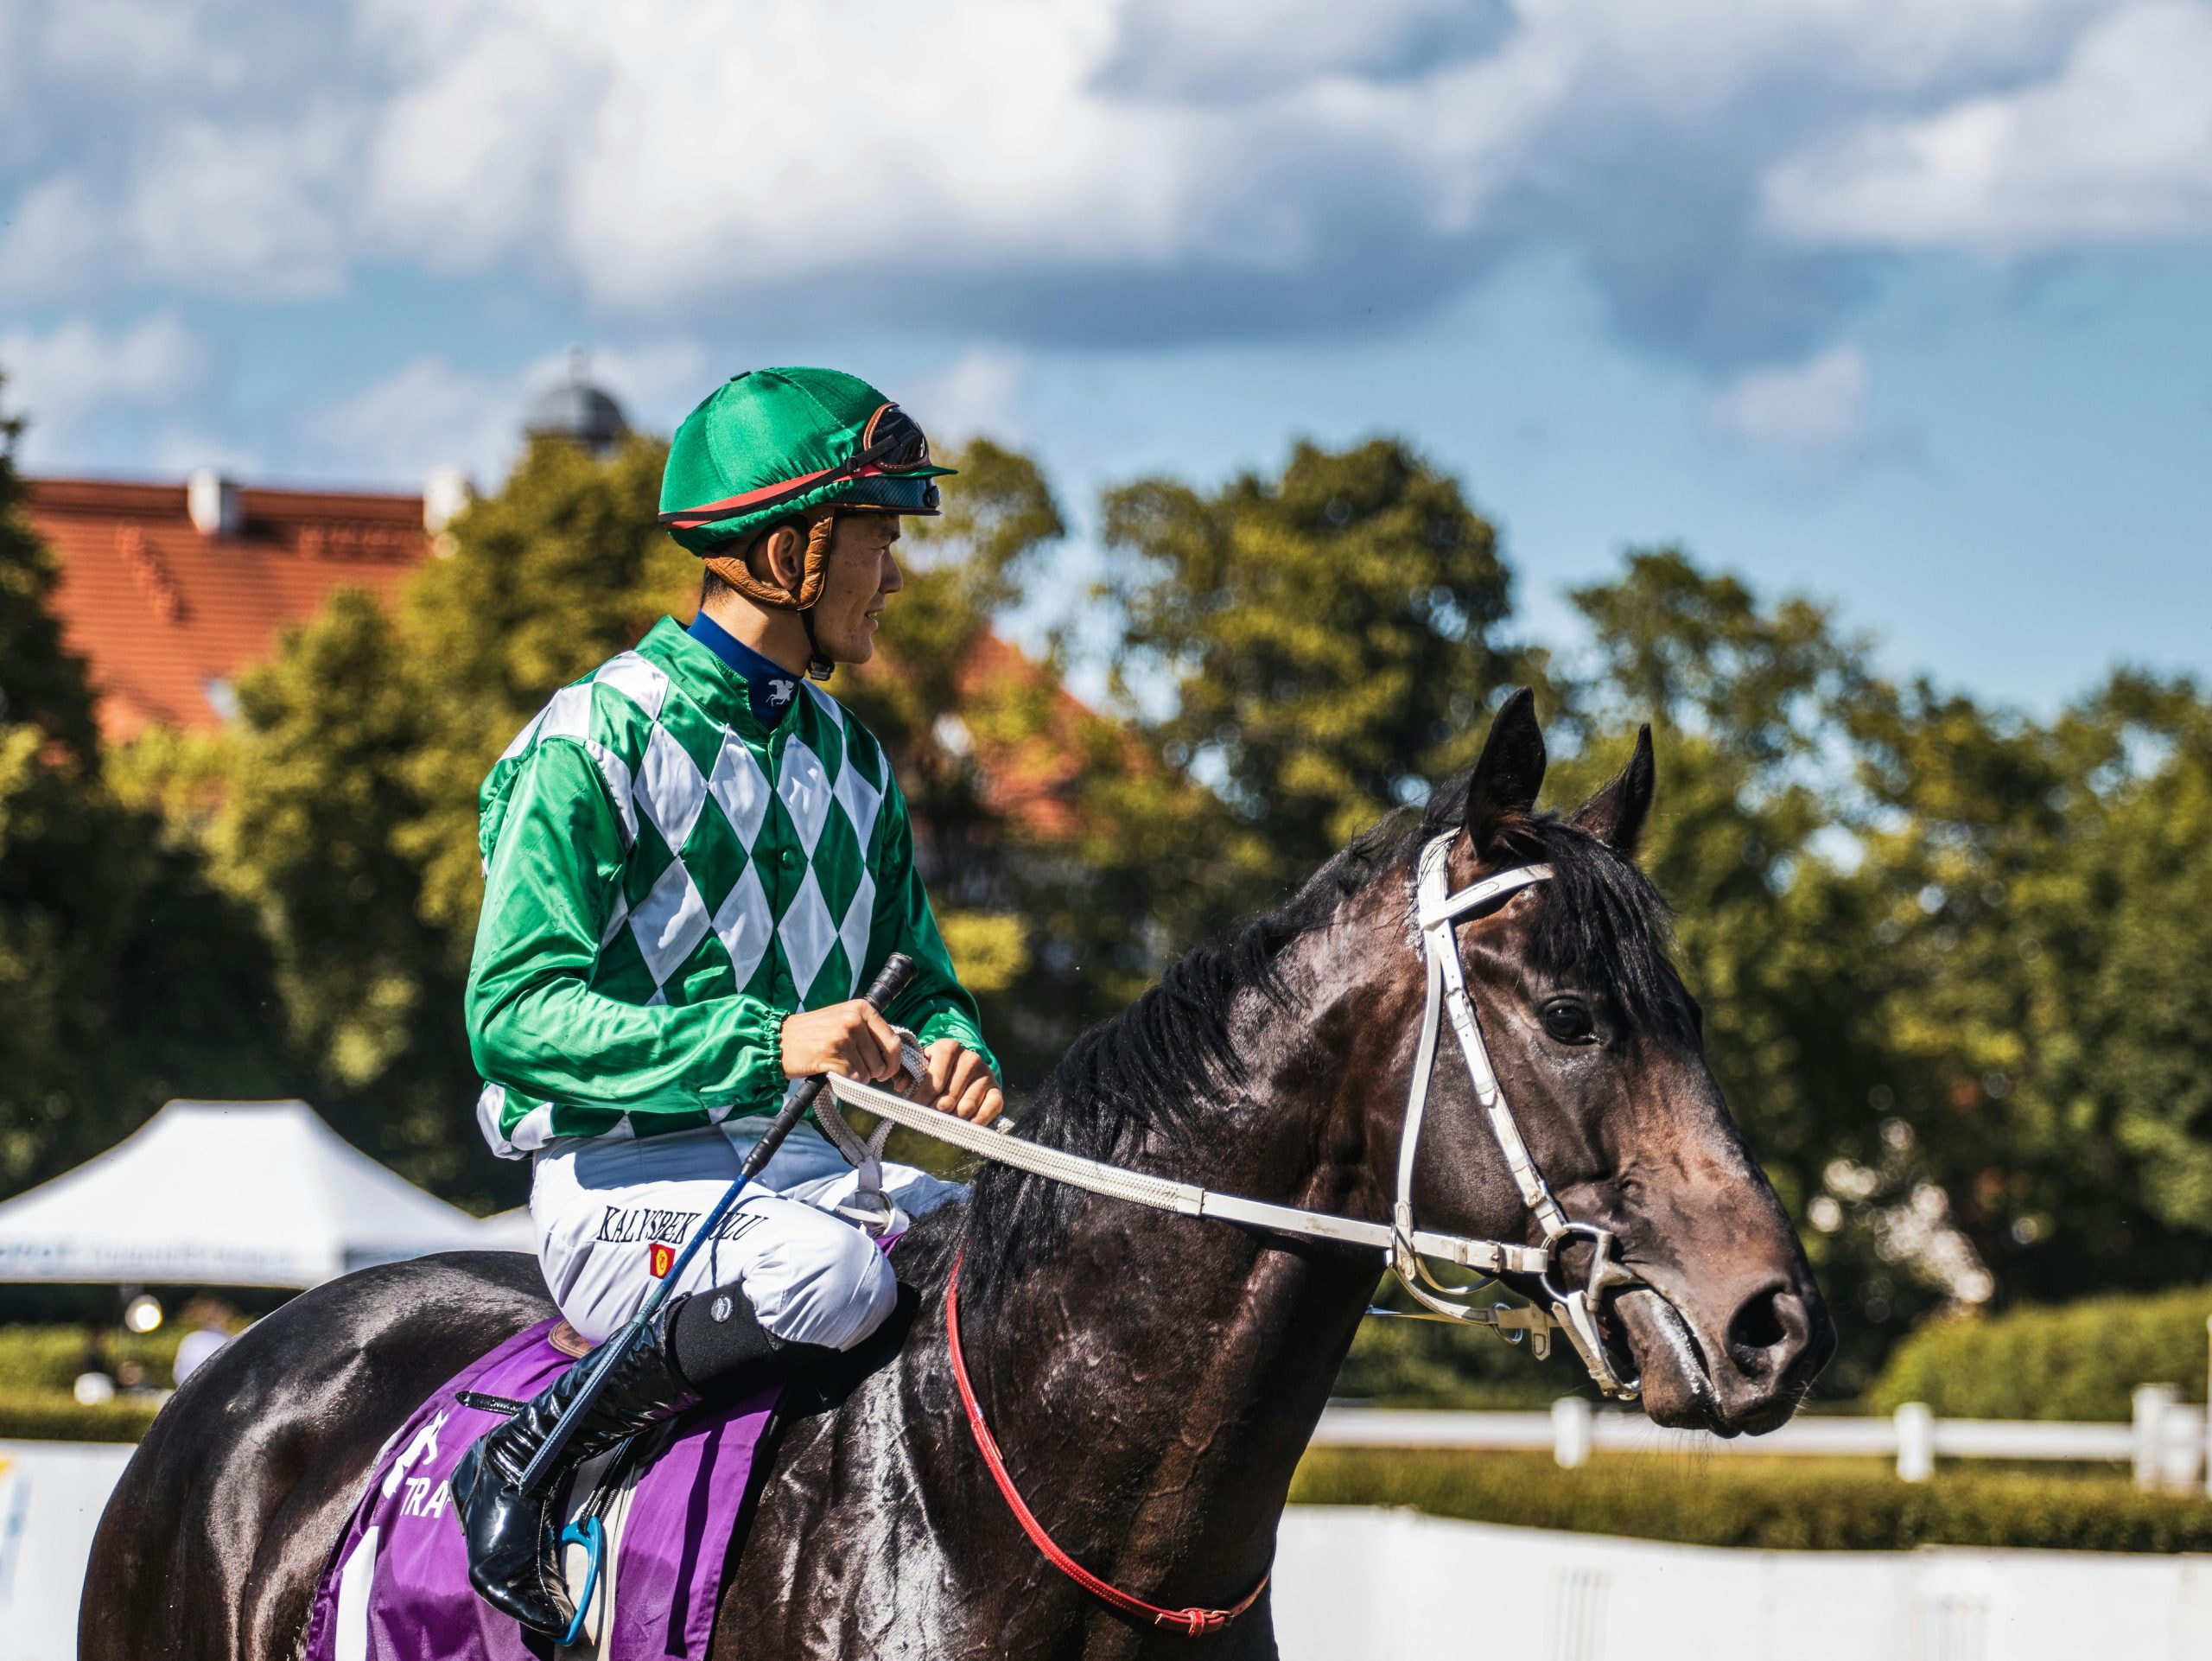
[1313,1384,2212,1492]
[1271,1508,2212,1661]
[12,1435,2212,1661]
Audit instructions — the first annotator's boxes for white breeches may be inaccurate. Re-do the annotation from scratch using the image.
[530,1121,962,1350]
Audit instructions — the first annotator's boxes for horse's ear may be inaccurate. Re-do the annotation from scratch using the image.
[1464,688,1547,859]
[1573,724,1656,858]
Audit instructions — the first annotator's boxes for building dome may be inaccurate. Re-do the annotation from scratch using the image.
[524,361,631,458]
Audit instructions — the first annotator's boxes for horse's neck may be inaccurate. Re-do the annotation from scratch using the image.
[982,1219,1372,1609]
[952,956,1390,1632]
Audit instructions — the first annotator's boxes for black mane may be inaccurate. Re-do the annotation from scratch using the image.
[957,787,1688,1298]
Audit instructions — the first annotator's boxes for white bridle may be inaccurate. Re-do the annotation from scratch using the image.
[1388,833,1641,1397]
[818,831,1643,1400]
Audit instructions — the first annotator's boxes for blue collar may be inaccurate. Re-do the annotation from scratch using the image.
[689,610,806,728]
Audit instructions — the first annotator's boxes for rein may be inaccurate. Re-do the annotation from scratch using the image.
[944,1247,1270,1637]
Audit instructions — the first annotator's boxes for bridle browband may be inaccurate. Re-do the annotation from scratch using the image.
[823,830,1643,1400]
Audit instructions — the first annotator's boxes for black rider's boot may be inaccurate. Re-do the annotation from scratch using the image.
[451,1286,815,1636]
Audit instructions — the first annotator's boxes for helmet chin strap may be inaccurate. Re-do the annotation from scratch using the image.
[702,512,840,679]
[796,604,835,681]
[794,511,837,680]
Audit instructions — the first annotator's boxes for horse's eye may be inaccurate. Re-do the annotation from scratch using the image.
[1541,998,1596,1044]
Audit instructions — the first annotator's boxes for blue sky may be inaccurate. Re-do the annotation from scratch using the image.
[4,0,2210,711]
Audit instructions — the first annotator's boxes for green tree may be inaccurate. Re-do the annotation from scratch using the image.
[198,589,483,1193]
[1848,670,2212,1309]
[178,436,690,1206]
[1551,550,1939,1387]
[397,436,694,950]
[0,378,285,1190]
[839,441,1231,1075]
[1101,438,1529,920]
[1557,550,2212,1384]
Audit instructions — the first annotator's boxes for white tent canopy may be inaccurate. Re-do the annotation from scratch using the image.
[0,1099,528,1288]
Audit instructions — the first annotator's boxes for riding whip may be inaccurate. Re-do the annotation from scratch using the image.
[517,951,918,1492]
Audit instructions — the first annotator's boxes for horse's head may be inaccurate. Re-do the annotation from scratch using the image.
[1325,690,1832,1434]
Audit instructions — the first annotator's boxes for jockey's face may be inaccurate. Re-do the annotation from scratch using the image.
[810,513,905,665]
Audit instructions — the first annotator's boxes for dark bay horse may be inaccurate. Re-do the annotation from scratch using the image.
[84,693,1831,1659]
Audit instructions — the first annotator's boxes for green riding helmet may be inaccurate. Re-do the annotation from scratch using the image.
[658,366,953,555]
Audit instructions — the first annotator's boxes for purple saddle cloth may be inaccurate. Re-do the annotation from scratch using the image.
[302,1320,776,1661]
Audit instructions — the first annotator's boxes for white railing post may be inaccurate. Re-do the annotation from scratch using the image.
[2204,1319,2212,1499]
[1552,1396,1593,1469]
[1894,1402,1934,1482]
[2133,1384,2179,1491]
[2164,1405,2207,1495]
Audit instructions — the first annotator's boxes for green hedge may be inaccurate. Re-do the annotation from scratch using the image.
[0,1324,185,1392]
[0,1389,162,1442]
[1290,1448,2212,1552]
[1869,1284,2212,1422]
[1332,1308,1580,1409]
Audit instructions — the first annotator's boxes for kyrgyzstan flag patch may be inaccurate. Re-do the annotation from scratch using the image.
[649,1242,677,1279]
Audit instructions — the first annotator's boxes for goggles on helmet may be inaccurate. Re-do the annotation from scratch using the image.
[658,402,937,532]
[857,403,932,473]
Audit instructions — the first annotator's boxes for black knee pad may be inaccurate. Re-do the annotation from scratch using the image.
[667,1282,830,1395]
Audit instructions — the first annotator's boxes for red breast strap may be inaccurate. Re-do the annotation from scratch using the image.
[944,1249,1269,1638]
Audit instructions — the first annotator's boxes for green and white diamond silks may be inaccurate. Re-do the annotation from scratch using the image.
[467,615,993,1157]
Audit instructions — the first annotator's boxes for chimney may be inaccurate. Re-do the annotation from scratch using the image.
[423,465,474,536]
[187,468,241,538]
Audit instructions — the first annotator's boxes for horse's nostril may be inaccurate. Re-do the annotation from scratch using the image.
[1726,1287,1795,1376]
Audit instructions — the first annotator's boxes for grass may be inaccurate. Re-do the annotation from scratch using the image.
[0,1388,163,1443]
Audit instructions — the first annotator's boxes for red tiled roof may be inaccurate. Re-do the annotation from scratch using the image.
[23,474,1121,841]
[950,631,1093,840]
[22,476,431,741]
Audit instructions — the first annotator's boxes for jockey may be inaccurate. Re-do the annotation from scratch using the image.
[452,366,1004,1635]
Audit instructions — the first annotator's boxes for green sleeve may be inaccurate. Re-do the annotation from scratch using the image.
[466,740,788,1119]
[869,775,1000,1082]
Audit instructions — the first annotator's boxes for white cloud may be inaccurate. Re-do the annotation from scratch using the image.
[309,356,519,482]
[125,114,358,296]
[308,339,707,483]
[1764,3,2212,253]
[0,0,2199,361]
[918,349,1031,444]
[0,314,208,460]
[149,428,262,477]
[1704,342,1869,472]
[573,340,712,428]
[41,0,245,88]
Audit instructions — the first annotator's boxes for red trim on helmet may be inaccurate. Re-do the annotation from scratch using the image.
[658,464,840,526]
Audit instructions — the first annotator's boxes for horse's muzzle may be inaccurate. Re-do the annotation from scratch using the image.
[1615,1277,1832,1435]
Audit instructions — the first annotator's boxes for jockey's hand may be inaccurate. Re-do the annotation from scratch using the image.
[779,1001,906,1085]
[920,1039,1004,1126]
